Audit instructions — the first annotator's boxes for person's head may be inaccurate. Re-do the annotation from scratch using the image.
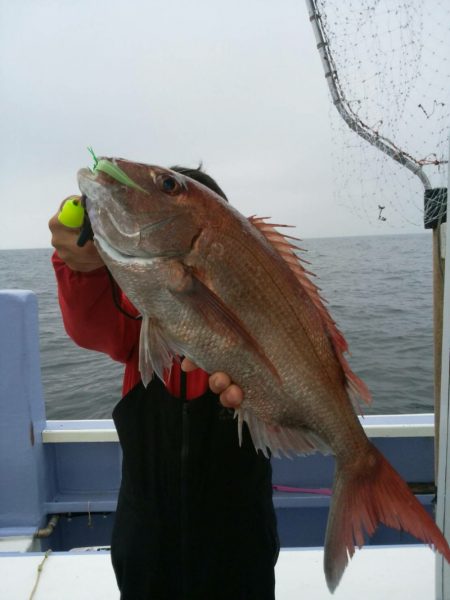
[170,165,228,202]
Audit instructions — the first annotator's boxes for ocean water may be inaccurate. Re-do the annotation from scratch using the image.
[0,233,434,419]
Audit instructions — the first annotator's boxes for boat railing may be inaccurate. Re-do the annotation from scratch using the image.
[0,289,438,553]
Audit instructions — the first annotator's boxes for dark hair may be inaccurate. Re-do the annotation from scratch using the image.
[170,165,228,202]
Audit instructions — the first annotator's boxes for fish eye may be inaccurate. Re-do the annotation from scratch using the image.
[163,178,176,192]
[158,175,180,195]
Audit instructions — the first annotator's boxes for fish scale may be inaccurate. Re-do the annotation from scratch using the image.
[190,223,353,442]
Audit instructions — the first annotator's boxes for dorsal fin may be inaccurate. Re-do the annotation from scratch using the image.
[248,216,371,409]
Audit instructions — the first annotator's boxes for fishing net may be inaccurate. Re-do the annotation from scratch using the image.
[308,0,450,229]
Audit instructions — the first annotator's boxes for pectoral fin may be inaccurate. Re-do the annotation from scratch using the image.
[170,270,280,381]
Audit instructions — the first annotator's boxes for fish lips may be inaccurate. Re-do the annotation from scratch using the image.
[77,168,145,255]
[77,168,111,234]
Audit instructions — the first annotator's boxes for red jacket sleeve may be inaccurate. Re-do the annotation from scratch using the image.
[51,251,141,364]
[51,251,209,399]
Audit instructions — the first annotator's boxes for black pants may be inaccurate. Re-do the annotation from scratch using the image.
[111,378,279,600]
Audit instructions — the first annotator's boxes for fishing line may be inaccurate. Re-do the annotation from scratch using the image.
[106,269,142,321]
[28,549,52,600]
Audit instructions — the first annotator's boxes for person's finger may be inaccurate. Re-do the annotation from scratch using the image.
[220,384,243,409]
[181,358,199,372]
[209,372,232,394]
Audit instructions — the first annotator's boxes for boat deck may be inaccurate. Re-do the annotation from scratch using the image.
[0,545,434,599]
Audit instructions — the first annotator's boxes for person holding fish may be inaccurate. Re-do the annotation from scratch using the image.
[49,165,279,600]
[50,153,450,596]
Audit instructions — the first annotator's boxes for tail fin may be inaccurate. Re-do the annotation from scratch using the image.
[324,444,450,593]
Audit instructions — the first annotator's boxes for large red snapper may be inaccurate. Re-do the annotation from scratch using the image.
[78,157,450,592]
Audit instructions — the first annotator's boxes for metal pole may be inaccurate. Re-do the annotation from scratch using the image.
[304,0,431,189]
[434,227,445,476]
[435,140,450,600]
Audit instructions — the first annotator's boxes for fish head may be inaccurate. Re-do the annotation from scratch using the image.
[78,157,215,262]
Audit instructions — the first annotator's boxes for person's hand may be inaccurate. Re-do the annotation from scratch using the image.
[181,358,244,409]
[49,196,104,272]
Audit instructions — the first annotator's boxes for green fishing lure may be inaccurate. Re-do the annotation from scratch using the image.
[87,147,147,193]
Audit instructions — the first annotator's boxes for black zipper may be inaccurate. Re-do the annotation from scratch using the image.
[180,368,189,598]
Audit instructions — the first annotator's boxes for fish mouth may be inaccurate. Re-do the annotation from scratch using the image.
[78,168,147,257]
[94,233,155,266]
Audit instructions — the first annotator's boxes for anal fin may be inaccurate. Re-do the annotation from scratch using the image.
[235,405,331,458]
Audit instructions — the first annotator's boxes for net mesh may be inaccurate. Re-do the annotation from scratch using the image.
[313,0,450,229]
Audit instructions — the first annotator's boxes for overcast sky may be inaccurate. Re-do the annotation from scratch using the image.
[0,0,447,249]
